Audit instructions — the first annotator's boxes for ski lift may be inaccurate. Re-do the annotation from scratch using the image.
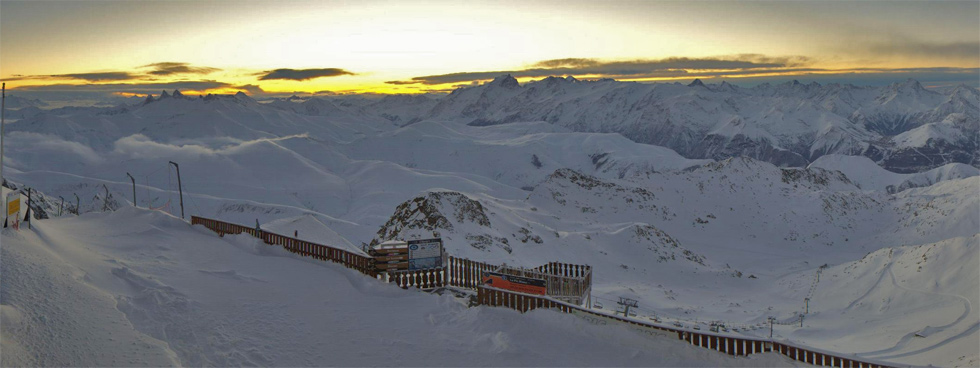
[593,301,603,309]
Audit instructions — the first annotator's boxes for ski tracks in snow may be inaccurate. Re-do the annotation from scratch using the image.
[857,265,975,360]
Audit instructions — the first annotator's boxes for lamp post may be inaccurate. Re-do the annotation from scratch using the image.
[168,161,184,219]
[126,172,136,207]
[1,83,6,226]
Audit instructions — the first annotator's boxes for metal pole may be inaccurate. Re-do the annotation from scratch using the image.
[799,315,804,327]
[24,188,31,229]
[169,161,184,219]
[804,298,809,314]
[102,184,109,212]
[2,83,6,226]
[769,317,774,338]
[59,196,64,216]
[126,172,136,207]
[73,193,79,215]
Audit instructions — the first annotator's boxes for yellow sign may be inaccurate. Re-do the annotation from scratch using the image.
[7,198,20,216]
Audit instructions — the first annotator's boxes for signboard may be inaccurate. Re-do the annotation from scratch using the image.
[407,238,442,270]
[481,271,547,295]
[6,192,20,216]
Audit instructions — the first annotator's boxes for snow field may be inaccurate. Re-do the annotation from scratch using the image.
[1,207,801,366]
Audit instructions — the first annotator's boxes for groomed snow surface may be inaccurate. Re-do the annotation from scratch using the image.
[1,207,800,367]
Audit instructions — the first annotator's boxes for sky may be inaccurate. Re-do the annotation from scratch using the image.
[1,0,978,100]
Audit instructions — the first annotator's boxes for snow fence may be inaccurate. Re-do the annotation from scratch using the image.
[191,216,897,368]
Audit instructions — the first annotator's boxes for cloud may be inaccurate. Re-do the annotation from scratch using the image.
[3,71,138,82]
[714,68,980,87]
[140,62,221,76]
[233,84,266,95]
[384,80,422,85]
[54,72,139,81]
[392,56,807,85]
[256,68,355,81]
[6,132,104,167]
[8,80,233,104]
[387,53,979,88]
[867,40,980,60]
[3,62,220,83]
[12,80,231,94]
[112,134,216,160]
[111,133,312,161]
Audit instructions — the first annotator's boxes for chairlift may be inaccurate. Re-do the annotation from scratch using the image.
[594,301,603,309]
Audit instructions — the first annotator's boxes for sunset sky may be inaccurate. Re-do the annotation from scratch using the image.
[1,0,978,99]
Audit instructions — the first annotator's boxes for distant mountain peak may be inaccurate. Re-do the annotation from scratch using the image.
[488,74,520,89]
[688,79,706,88]
[172,89,184,99]
[234,91,254,101]
[895,78,925,91]
[159,90,171,99]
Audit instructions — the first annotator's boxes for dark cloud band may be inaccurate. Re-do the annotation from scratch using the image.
[257,68,355,81]
[4,62,220,82]
[3,72,138,82]
[141,62,221,76]
[11,80,231,94]
[392,56,804,85]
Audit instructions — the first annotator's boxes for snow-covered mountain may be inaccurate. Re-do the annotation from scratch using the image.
[12,78,978,173]
[367,159,978,366]
[417,76,978,172]
[809,154,979,192]
[2,84,977,366]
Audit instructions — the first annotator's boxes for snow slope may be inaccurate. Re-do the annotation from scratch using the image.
[420,76,978,171]
[808,154,979,192]
[3,86,977,366]
[370,160,979,367]
[795,235,979,367]
[0,206,798,367]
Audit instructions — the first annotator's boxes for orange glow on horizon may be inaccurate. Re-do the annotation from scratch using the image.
[5,63,979,98]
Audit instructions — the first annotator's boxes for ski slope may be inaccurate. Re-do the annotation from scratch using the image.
[0,206,799,367]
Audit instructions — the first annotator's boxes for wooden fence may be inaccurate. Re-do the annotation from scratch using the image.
[532,262,592,305]
[446,256,499,290]
[190,216,556,292]
[191,216,376,276]
[191,216,894,368]
[479,285,896,368]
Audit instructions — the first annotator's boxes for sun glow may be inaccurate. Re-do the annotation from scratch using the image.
[2,1,978,97]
